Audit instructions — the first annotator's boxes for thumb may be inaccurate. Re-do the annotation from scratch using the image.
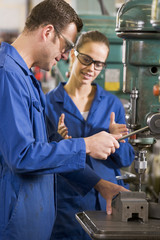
[110,112,115,125]
[106,198,112,215]
[60,113,65,125]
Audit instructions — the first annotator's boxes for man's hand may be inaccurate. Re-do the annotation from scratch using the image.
[109,112,128,138]
[84,131,121,160]
[94,179,130,215]
[58,113,72,139]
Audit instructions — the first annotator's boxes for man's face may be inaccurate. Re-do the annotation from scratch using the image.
[38,23,77,71]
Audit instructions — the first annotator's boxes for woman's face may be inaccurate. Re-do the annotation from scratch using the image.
[71,41,109,86]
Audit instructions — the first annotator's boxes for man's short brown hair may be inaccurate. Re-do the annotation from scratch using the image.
[24,0,83,33]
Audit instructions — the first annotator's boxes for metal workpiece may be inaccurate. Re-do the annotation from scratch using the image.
[112,192,148,223]
[76,210,160,240]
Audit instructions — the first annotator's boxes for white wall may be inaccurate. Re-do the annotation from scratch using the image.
[0,0,119,32]
[0,0,26,32]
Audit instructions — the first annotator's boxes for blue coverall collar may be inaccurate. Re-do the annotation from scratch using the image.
[0,42,33,76]
[53,82,106,121]
[0,42,45,109]
[54,82,106,102]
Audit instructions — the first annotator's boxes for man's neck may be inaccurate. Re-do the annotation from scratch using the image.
[11,31,36,69]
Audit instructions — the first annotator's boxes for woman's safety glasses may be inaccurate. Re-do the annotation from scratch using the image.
[74,50,106,71]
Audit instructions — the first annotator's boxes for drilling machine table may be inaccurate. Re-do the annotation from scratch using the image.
[76,210,160,240]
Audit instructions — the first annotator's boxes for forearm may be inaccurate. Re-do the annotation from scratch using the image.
[61,164,101,196]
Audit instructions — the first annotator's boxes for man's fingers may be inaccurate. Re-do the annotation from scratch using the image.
[112,137,120,149]
[112,134,122,140]
[106,198,112,215]
[111,147,116,154]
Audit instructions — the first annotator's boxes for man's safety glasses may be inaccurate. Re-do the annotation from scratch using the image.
[74,50,106,71]
[55,27,75,54]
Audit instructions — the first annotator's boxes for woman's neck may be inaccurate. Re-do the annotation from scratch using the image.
[64,77,93,98]
[64,77,96,112]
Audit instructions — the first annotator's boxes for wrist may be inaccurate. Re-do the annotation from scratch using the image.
[84,137,91,155]
[94,179,104,191]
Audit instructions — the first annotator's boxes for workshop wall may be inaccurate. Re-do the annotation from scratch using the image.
[0,0,119,32]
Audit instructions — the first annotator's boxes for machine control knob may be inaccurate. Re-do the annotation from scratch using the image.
[153,84,160,96]
[155,119,160,128]
[147,113,160,134]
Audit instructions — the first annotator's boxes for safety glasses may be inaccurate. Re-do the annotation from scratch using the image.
[55,27,75,54]
[74,50,106,71]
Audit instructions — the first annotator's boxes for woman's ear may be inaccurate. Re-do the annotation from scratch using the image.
[68,49,76,75]
[70,48,75,60]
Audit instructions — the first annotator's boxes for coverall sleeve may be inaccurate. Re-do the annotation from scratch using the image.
[0,70,86,175]
[59,164,101,196]
[111,140,135,168]
[46,115,63,142]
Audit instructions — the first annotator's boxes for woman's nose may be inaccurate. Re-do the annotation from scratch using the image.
[87,63,95,71]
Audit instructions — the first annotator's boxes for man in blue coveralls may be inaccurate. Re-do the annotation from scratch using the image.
[0,0,129,239]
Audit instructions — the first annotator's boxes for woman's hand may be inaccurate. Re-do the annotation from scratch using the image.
[109,112,128,142]
[58,113,72,139]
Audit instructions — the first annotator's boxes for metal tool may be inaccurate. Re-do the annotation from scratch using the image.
[118,112,160,142]
[118,126,149,142]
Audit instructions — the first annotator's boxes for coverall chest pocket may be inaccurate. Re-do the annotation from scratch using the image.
[32,100,47,141]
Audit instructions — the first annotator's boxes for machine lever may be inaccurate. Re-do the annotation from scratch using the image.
[118,126,149,142]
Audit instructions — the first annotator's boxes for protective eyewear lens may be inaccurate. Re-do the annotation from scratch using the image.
[54,26,75,54]
[75,50,106,71]
[63,37,75,53]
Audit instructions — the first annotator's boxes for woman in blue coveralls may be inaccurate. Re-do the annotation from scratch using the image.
[45,31,135,240]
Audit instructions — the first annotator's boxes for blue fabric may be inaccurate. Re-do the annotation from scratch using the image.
[45,82,135,240]
[0,42,89,240]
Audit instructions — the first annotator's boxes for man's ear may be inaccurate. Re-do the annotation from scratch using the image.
[41,24,55,41]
